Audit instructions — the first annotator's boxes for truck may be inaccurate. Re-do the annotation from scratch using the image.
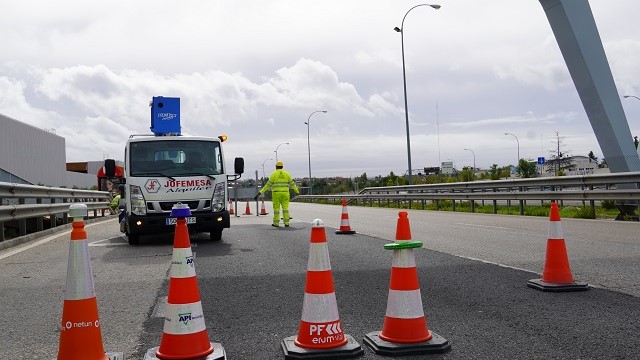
[104,96,244,245]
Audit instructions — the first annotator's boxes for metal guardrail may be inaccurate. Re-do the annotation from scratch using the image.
[0,182,112,242]
[296,171,640,219]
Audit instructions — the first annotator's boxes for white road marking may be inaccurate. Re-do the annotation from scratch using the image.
[89,236,130,246]
[456,223,511,230]
[0,222,106,260]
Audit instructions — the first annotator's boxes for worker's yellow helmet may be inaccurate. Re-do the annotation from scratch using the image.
[276,161,284,167]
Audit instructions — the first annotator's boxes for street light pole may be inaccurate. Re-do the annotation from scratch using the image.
[395,3,441,185]
[261,158,273,185]
[274,142,289,162]
[505,132,520,165]
[464,148,476,170]
[305,110,327,195]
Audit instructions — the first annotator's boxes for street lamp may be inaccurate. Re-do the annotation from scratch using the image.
[261,158,273,185]
[504,132,520,165]
[305,110,327,195]
[394,3,441,185]
[464,148,476,170]
[624,95,640,101]
[274,142,289,162]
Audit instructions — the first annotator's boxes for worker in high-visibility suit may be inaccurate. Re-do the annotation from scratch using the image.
[256,160,299,227]
[110,193,121,213]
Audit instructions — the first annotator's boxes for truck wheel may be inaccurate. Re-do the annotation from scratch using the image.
[210,229,223,241]
[125,224,140,245]
[128,234,140,245]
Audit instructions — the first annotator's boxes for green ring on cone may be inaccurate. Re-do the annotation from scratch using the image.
[384,241,423,250]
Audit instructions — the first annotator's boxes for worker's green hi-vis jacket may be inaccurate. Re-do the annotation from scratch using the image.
[259,169,299,195]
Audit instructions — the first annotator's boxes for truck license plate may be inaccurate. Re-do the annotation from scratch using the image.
[166,217,196,225]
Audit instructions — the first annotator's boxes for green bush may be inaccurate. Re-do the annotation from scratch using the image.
[601,200,617,210]
[574,206,596,219]
[524,206,549,217]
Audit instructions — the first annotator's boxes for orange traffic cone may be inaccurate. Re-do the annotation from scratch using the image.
[145,203,226,360]
[228,198,235,215]
[528,202,589,292]
[364,211,450,356]
[244,200,252,215]
[260,199,269,215]
[281,219,363,359]
[335,198,356,234]
[57,204,122,360]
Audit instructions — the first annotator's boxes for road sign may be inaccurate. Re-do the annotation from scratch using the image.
[537,157,545,165]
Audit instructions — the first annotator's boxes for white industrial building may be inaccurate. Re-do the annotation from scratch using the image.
[0,113,104,188]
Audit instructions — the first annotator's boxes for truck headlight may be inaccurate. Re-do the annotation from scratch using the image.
[129,185,147,215]
[211,182,225,212]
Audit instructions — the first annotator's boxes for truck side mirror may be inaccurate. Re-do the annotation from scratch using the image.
[105,159,116,177]
[234,157,244,175]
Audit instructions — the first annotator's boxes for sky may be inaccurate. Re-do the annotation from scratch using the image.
[1,0,640,179]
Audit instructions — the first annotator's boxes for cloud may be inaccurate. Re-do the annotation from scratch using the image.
[1,58,404,166]
[444,112,577,129]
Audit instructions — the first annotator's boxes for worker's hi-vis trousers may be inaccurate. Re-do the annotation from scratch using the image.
[272,191,291,226]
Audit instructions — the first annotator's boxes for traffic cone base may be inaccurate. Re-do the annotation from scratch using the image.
[282,334,364,359]
[335,228,356,235]
[364,331,451,356]
[527,278,589,292]
[528,202,589,292]
[144,343,226,360]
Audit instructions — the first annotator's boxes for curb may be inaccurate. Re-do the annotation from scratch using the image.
[0,215,117,252]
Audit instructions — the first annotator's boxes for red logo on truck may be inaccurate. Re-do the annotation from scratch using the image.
[145,179,161,193]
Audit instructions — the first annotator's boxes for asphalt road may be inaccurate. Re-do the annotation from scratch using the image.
[0,202,638,359]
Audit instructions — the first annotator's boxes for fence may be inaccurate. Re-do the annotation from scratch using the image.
[0,182,112,242]
[295,171,640,219]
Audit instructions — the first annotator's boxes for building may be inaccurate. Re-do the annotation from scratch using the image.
[440,161,456,175]
[566,155,599,175]
[0,113,99,188]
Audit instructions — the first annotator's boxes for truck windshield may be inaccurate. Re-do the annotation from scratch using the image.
[129,140,223,177]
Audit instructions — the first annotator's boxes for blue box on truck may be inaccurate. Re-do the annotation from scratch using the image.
[150,96,181,135]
